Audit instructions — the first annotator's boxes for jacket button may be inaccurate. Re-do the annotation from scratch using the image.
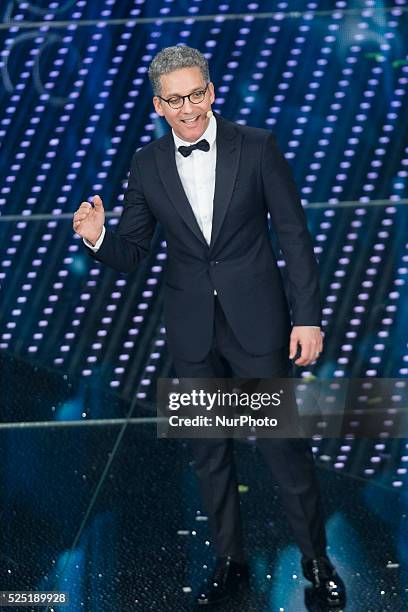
[209,260,219,267]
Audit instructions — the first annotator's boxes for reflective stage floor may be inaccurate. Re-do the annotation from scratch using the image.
[0,421,407,612]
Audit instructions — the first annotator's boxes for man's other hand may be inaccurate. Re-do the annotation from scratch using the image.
[289,326,323,366]
[73,195,105,246]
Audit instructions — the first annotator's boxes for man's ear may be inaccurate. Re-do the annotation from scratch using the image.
[208,82,216,105]
[153,96,164,117]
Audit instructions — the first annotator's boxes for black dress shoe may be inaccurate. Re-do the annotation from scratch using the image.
[301,555,346,608]
[196,555,250,606]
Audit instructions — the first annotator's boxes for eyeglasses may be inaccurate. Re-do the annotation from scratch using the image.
[157,83,209,109]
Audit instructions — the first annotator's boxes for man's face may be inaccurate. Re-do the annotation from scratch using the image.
[153,66,215,143]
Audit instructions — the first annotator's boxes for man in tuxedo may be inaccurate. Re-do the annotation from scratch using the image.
[73,46,346,608]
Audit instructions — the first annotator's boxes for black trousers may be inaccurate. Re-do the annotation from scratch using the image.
[172,296,327,562]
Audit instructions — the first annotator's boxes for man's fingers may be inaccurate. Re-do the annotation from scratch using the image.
[295,355,313,366]
[75,211,90,221]
[74,198,102,227]
[294,340,321,366]
[289,337,299,360]
[74,202,94,223]
[79,201,92,211]
[93,194,103,208]
[295,349,311,366]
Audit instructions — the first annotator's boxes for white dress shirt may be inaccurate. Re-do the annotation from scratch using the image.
[83,115,319,328]
[172,114,217,246]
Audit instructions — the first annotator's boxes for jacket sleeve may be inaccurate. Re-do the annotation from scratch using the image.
[84,152,156,273]
[261,133,322,326]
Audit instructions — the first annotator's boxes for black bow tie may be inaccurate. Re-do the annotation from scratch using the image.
[178,139,210,157]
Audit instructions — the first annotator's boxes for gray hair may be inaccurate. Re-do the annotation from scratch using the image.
[148,45,210,96]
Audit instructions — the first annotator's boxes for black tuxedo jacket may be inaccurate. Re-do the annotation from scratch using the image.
[84,112,321,362]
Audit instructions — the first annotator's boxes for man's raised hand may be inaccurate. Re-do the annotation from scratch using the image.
[73,195,105,246]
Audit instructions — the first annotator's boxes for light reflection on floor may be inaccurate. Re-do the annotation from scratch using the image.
[0,421,407,611]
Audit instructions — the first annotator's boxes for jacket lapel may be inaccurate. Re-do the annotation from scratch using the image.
[154,133,207,247]
[210,113,241,251]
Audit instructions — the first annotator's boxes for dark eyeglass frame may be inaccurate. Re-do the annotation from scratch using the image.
[157,83,210,109]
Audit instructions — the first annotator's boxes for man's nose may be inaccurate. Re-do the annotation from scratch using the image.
[183,97,195,113]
